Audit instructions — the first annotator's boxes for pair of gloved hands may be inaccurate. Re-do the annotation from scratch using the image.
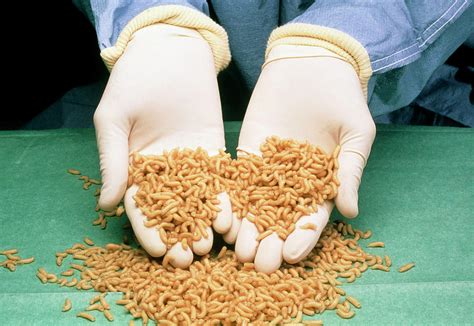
[94,24,376,273]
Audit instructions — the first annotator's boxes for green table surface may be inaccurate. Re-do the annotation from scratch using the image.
[0,123,473,325]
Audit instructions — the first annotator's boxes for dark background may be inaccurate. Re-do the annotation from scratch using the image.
[3,1,106,129]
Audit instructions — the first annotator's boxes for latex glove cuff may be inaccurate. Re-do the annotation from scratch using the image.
[262,45,347,70]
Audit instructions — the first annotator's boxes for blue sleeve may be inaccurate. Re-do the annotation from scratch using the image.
[88,0,209,50]
[291,0,472,74]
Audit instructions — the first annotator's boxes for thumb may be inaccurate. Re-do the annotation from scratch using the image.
[335,125,375,218]
[94,109,129,211]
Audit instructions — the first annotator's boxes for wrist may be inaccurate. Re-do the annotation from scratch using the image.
[100,5,231,73]
[263,45,347,70]
[118,23,216,73]
[266,23,372,100]
[133,24,204,42]
[128,24,214,60]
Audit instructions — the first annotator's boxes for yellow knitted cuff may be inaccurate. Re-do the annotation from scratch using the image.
[267,23,372,99]
[100,5,231,73]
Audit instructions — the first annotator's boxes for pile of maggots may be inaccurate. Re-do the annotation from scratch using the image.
[228,136,340,241]
[35,221,413,324]
[128,136,341,251]
[129,148,232,249]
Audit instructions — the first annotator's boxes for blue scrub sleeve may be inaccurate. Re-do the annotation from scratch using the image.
[74,0,209,50]
[292,0,472,74]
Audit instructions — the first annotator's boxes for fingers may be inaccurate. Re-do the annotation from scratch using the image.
[124,185,166,257]
[94,109,129,211]
[335,150,364,218]
[126,184,208,266]
[254,233,284,274]
[166,243,193,269]
[223,213,242,244]
[212,192,232,234]
[192,226,214,256]
[283,201,333,264]
[235,218,259,263]
[336,123,375,218]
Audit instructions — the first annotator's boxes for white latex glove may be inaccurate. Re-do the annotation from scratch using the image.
[225,45,376,273]
[94,24,233,268]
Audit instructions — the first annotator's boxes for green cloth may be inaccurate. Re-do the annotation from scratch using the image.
[0,123,473,325]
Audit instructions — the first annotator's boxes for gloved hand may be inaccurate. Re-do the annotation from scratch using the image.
[224,45,376,273]
[94,24,233,268]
